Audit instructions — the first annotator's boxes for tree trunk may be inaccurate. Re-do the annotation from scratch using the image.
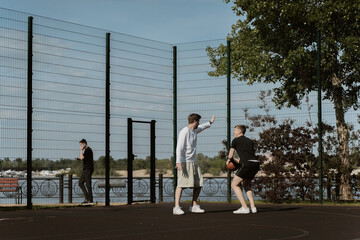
[331,74,354,200]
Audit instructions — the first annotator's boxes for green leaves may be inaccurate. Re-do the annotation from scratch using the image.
[208,0,360,110]
[210,0,359,200]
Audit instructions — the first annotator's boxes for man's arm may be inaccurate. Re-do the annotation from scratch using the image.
[226,148,240,165]
[226,148,238,165]
[176,130,186,170]
[79,146,85,160]
[196,114,215,134]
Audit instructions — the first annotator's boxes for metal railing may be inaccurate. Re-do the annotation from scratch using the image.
[1,174,358,205]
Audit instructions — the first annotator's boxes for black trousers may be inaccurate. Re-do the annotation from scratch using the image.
[79,168,94,202]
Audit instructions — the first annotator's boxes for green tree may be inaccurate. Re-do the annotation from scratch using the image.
[2,158,11,168]
[15,158,23,168]
[96,156,119,176]
[207,0,359,200]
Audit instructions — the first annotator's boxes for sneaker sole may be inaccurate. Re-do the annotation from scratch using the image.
[173,213,185,215]
[173,210,185,215]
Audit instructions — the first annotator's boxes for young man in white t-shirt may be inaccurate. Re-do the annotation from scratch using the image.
[173,113,215,215]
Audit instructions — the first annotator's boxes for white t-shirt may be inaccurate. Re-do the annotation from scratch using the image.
[176,122,211,163]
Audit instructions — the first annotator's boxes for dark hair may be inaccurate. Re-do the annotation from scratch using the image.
[79,139,87,145]
[188,113,201,124]
[235,125,246,134]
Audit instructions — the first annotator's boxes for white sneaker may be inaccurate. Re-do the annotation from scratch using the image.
[233,207,250,214]
[173,206,185,215]
[251,207,257,213]
[189,204,205,213]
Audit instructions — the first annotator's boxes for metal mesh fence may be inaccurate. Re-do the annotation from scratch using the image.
[176,40,321,161]
[32,16,107,163]
[177,40,227,158]
[0,8,29,204]
[0,8,359,205]
[0,9,28,161]
[109,32,172,163]
[0,8,174,205]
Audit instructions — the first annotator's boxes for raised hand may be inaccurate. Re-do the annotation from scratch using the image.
[210,114,215,124]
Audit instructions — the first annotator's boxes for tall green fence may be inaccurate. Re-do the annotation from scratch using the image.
[0,8,358,207]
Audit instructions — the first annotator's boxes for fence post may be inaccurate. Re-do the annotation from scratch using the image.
[159,174,163,203]
[127,118,133,204]
[172,46,177,195]
[226,40,231,203]
[150,120,156,204]
[105,32,111,207]
[27,16,33,210]
[317,29,323,205]
[59,175,64,204]
[68,174,73,203]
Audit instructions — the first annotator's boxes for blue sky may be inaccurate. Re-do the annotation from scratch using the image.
[1,1,351,162]
[1,0,239,43]
[0,0,243,161]
[0,1,241,161]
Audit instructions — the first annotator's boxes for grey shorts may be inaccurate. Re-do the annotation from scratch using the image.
[177,162,204,188]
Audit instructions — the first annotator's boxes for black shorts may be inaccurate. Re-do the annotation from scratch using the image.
[235,162,260,180]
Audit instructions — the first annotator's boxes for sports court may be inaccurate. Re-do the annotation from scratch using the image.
[0,203,359,240]
[1,6,359,240]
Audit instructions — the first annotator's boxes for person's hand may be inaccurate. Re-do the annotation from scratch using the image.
[226,159,230,165]
[233,157,240,163]
[210,114,215,124]
[176,163,182,171]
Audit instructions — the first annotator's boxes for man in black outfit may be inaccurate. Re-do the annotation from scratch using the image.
[78,139,94,204]
[226,125,260,214]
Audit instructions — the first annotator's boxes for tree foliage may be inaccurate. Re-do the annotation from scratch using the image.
[207,0,360,200]
[208,1,360,107]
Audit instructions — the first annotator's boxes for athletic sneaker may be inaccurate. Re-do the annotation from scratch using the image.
[251,207,257,213]
[189,204,205,213]
[233,207,250,214]
[173,206,185,215]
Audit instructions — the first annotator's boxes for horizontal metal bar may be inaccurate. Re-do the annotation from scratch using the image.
[132,120,152,124]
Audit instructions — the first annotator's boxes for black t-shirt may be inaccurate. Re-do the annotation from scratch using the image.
[231,136,257,165]
[83,147,94,170]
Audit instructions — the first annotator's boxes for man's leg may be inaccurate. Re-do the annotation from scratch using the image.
[175,187,182,207]
[192,162,203,206]
[244,179,255,208]
[84,169,93,202]
[78,171,88,201]
[231,175,248,208]
[192,187,201,206]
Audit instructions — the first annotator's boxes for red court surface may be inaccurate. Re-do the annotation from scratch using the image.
[0,203,359,240]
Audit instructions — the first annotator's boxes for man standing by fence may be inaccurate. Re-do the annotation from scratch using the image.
[77,139,94,204]
[173,113,215,215]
